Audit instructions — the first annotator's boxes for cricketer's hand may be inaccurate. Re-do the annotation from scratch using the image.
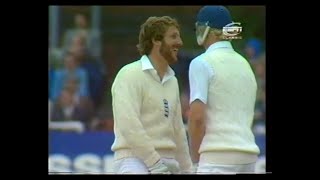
[163,159,180,173]
[148,160,171,174]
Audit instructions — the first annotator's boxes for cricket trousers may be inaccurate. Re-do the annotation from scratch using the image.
[113,157,179,174]
[197,162,256,174]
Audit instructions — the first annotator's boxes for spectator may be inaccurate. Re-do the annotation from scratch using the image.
[51,51,89,102]
[69,38,105,108]
[244,38,265,65]
[51,79,94,129]
[62,13,102,60]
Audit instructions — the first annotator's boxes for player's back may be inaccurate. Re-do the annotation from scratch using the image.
[200,47,260,156]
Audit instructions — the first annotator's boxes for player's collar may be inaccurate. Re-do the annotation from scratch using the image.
[206,41,233,53]
[140,55,175,84]
[141,55,154,70]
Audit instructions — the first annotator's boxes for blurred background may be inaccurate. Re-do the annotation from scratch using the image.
[48,5,266,174]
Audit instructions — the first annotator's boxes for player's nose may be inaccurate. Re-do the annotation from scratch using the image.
[176,37,183,48]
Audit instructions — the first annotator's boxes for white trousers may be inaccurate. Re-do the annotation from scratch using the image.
[197,162,256,174]
[113,157,179,174]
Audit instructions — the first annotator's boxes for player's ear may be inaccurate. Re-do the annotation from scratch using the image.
[152,38,161,46]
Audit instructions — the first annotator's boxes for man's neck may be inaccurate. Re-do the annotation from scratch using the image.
[204,39,218,50]
[148,53,168,81]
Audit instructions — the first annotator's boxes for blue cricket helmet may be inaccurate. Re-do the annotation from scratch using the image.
[196,6,233,29]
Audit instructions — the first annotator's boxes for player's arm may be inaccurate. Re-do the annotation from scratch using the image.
[112,68,161,167]
[188,59,212,163]
[172,86,193,172]
[189,100,206,163]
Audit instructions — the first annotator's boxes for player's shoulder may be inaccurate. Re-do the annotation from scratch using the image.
[189,53,207,69]
[171,75,178,84]
[117,60,142,76]
[114,60,143,82]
